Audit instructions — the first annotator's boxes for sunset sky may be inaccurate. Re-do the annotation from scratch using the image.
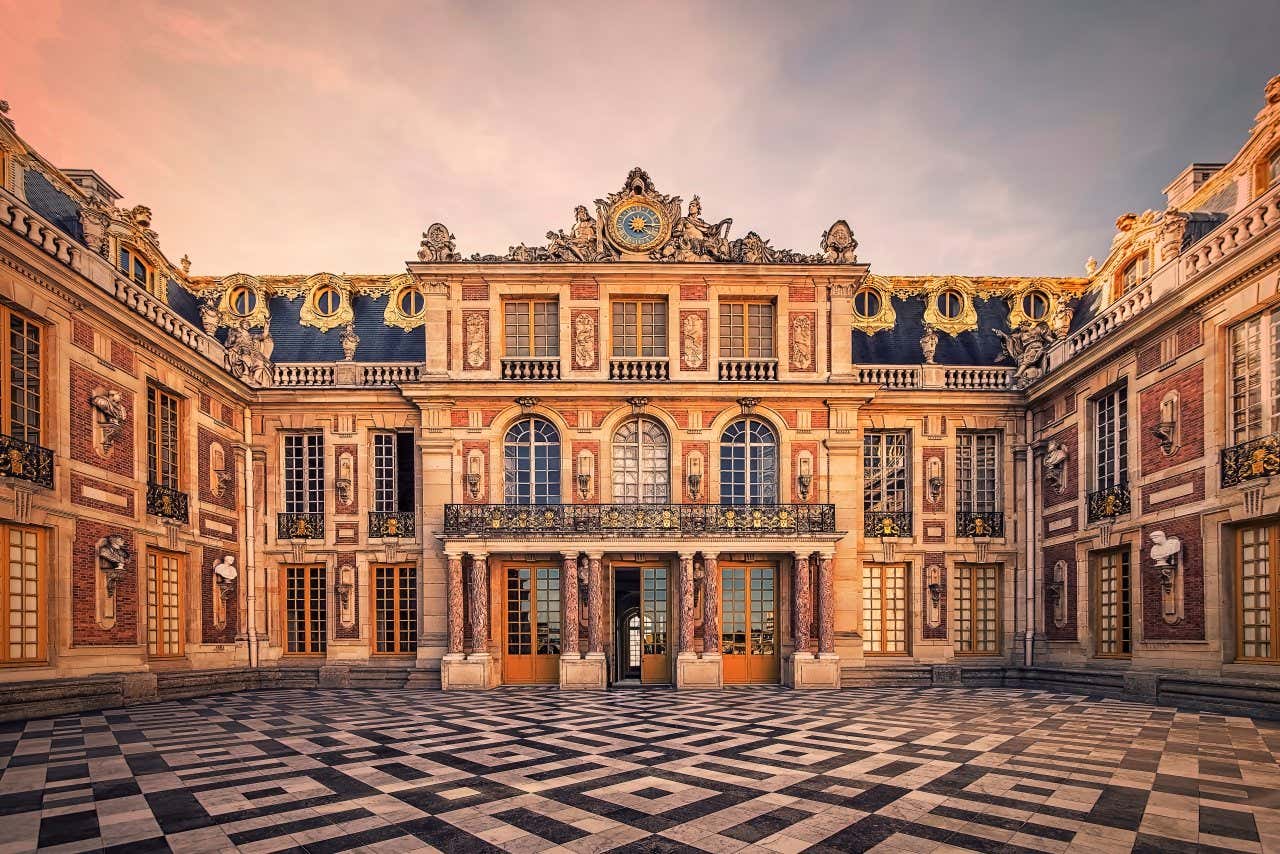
[5,0,1278,277]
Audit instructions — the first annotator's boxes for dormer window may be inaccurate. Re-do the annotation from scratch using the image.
[1021,290,1049,322]
[311,285,342,318]
[1269,147,1280,188]
[397,285,425,319]
[228,284,258,318]
[936,289,964,320]
[853,287,882,320]
[1119,254,1148,295]
[118,245,152,289]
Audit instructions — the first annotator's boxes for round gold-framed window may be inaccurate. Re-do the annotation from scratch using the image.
[228,284,258,317]
[937,289,964,320]
[398,285,426,318]
[853,286,883,319]
[312,284,342,318]
[1021,290,1049,321]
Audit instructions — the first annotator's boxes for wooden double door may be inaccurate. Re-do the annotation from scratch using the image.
[614,565,671,685]
[720,564,780,684]
[503,563,562,684]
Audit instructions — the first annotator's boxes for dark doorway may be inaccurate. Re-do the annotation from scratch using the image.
[614,568,641,684]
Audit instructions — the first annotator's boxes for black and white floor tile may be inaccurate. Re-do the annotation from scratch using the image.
[0,686,1277,852]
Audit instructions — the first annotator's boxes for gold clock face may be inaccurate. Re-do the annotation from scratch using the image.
[606,198,669,253]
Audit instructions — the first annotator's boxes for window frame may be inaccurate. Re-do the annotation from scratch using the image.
[283,433,326,514]
[956,431,1000,513]
[719,417,778,505]
[282,564,328,655]
[1228,311,1280,444]
[503,416,561,505]
[1117,253,1149,297]
[1092,549,1132,659]
[611,298,668,358]
[863,431,911,515]
[146,385,182,490]
[936,289,964,320]
[371,564,417,655]
[1093,386,1128,491]
[862,562,910,655]
[371,430,416,513]
[118,244,153,290]
[0,304,43,446]
[0,523,45,665]
[228,284,258,318]
[503,298,559,358]
[1238,522,1280,662]
[718,300,775,359]
[145,548,184,658]
[397,285,426,319]
[954,563,1000,655]
[853,286,883,320]
[612,416,671,503]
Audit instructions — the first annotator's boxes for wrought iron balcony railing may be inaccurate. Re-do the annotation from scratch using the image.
[443,503,836,537]
[1222,432,1280,489]
[1086,482,1131,523]
[146,482,189,523]
[278,512,325,540]
[956,510,1004,538]
[370,511,416,538]
[0,434,54,489]
[864,510,913,538]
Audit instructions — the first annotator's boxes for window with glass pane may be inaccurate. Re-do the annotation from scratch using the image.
[719,418,777,504]
[1120,255,1148,294]
[719,302,774,358]
[1229,313,1280,444]
[4,309,41,445]
[957,432,999,512]
[612,300,667,357]
[1094,550,1131,657]
[612,418,669,503]
[146,550,183,657]
[373,565,417,654]
[372,431,415,513]
[954,564,999,654]
[1240,524,1278,661]
[118,246,151,288]
[504,417,560,504]
[864,432,910,514]
[504,300,558,357]
[1270,147,1280,187]
[2,524,43,664]
[283,434,325,514]
[863,563,908,654]
[1094,388,1128,490]
[147,386,180,489]
[284,565,327,654]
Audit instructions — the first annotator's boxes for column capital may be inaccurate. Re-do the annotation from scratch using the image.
[470,552,489,562]
[585,552,604,561]
[444,550,463,561]
[677,551,696,561]
[700,551,720,563]
[560,550,580,561]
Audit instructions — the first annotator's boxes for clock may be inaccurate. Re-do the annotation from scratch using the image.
[605,198,670,253]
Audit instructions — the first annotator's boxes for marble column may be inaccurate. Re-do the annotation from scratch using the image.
[818,553,835,654]
[586,554,604,654]
[561,552,579,656]
[445,553,464,655]
[702,554,719,654]
[793,554,811,654]
[468,553,489,655]
[678,553,695,654]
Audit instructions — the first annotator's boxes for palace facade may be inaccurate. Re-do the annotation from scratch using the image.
[0,75,1279,716]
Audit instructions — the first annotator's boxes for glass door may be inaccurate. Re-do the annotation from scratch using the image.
[504,564,561,683]
[641,566,670,684]
[721,564,779,683]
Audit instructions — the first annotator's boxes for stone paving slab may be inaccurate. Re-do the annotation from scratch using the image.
[0,686,1277,852]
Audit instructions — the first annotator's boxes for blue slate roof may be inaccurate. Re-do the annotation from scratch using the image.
[24,170,83,243]
[166,278,204,328]
[260,295,425,363]
[852,296,1011,366]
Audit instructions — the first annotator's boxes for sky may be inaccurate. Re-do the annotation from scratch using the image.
[3,0,1279,278]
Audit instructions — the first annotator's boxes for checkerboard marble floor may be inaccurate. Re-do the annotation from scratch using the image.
[0,686,1277,853]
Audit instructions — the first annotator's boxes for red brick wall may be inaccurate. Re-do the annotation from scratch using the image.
[70,363,135,479]
[1043,507,1078,539]
[72,520,137,645]
[200,547,238,644]
[788,285,816,302]
[1176,319,1201,353]
[1041,427,1076,509]
[682,441,709,503]
[922,447,945,514]
[334,555,360,640]
[680,283,708,301]
[570,281,599,300]
[72,319,94,351]
[1139,514,1205,641]
[1141,469,1205,514]
[197,427,237,512]
[109,340,134,375]
[1043,543,1076,641]
[921,553,947,639]
[1140,364,1204,476]
[461,282,489,301]
[69,473,135,519]
[198,511,239,544]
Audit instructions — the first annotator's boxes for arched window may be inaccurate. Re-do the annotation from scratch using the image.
[118,245,152,289]
[504,416,560,505]
[720,418,778,505]
[612,417,669,503]
[1120,255,1148,295]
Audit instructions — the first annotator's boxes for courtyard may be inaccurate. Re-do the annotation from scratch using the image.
[0,687,1276,853]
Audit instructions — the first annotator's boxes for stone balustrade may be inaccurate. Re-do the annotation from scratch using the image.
[1066,281,1153,357]
[609,357,670,381]
[271,362,423,388]
[942,367,1013,390]
[273,364,336,387]
[360,363,422,386]
[1182,182,1279,282]
[501,357,561,381]
[856,366,921,389]
[717,358,778,381]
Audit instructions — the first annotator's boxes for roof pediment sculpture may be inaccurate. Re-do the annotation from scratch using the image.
[994,322,1060,389]
[421,168,859,265]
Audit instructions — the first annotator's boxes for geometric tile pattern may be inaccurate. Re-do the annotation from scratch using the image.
[0,686,1277,853]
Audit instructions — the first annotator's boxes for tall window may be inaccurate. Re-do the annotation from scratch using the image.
[284,434,325,514]
[505,299,558,357]
[1093,550,1131,658]
[284,565,327,654]
[954,564,999,654]
[612,300,667,357]
[2,307,40,445]
[1119,254,1148,295]
[864,432,910,516]
[719,418,777,505]
[118,245,152,290]
[719,301,774,358]
[504,417,560,505]
[1,523,43,664]
[1239,523,1279,661]
[147,386,180,489]
[957,432,999,512]
[372,431,415,513]
[1269,147,1280,188]
[1229,313,1280,444]
[863,563,908,654]
[1094,388,1128,490]
[146,550,183,657]
[373,565,417,654]
[612,418,669,503]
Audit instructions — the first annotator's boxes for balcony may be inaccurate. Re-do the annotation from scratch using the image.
[0,434,54,489]
[718,358,778,382]
[864,510,913,538]
[443,503,836,537]
[277,512,325,540]
[609,357,670,381]
[1222,432,1280,489]
[501,358,561,381]
[956,510,1004,538]
[370,511,416,538]
[1086,482,1131,524]
[146,482,189,524]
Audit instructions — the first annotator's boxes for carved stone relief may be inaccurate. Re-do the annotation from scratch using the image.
[462,310,488,371]
[789,312,815,371]
[97,534,129,626]
[680,310,707,370]
[1043,440,1069,494]
[572,310,598,370]
[90,388,127,456]
[212,554,237,629]
[1150,531,1184,624]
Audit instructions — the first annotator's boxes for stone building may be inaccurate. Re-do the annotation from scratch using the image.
[0,75,1278,716]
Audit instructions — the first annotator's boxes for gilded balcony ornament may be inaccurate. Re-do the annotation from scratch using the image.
[0,435,54,489]
[864,511,911,538]
[1222,432,1280,488]
[1086,483,1131,524]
